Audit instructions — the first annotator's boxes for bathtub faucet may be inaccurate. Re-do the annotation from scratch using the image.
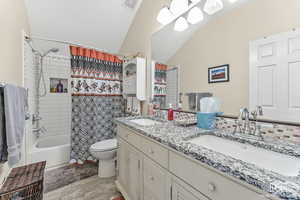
[33,126,47,138]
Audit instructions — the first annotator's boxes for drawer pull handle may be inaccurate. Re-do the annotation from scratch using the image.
[149,176,154,181]
[208,183,216,192]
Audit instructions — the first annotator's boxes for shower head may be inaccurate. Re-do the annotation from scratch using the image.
[42,48,59,56]
[50,48,59,53]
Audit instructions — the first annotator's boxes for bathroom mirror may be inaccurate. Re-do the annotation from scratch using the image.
[150,0,300,123]
[150,60,180,109]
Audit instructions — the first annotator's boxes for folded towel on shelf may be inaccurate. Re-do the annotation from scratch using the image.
[4,84,27,167]
[0,87,8,162]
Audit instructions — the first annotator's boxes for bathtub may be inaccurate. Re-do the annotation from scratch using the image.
[29,135,70,169]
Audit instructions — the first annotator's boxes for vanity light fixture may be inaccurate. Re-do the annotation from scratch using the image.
[203,0,224,15]
[157,6,174,25]
[187,7,204,24]
[170,0,189,15]
[174,17,189,32]
[189,0,202,3]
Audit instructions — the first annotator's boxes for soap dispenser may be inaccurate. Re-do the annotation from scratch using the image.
[168,104,174,121]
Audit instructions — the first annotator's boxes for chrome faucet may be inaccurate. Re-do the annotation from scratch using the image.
[251,106,264,140]
[234,106,264,140]
[237,108,250,134]
[33,126,47,138]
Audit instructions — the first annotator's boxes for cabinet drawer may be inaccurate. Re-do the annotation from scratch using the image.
[172,182,207,200]
[140,137,169,168]
[143,156,167,200]
[117,125,141,149]
[169,152,265,200]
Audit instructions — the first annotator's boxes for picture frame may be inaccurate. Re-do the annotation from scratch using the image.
[208,64,230,83]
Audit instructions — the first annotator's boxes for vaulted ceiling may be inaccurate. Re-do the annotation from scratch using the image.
[152,0,251,63]
[24,0,142,53]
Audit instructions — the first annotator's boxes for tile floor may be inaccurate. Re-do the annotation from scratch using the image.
[44,175,121,200]
[44,162,98,193]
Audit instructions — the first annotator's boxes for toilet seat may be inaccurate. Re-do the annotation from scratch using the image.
[90,139,117,152]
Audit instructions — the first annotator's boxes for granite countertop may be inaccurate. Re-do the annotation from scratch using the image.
[115,116,300,200]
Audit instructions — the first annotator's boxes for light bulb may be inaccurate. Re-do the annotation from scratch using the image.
[170,0,189,15]
[228,0,238,3]
[187,7,204,24]
[174,17,189,32]
[203,0,223,15]
[157,6,173,25]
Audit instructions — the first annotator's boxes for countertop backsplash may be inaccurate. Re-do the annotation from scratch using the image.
[153,109,300,144]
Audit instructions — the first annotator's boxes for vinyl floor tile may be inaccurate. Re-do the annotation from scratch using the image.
[44,176,120,200]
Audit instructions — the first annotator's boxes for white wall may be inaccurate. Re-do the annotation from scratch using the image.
[119,0,168,113]
[168,0,300,115]
[0,0,30,86]
[38,55,71,140]
[0,0,30,185]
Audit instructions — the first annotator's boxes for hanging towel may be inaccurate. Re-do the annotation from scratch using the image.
[4,84,26,167]
[0,87,8,162]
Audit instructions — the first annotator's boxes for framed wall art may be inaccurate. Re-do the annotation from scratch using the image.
[208,64,230,83]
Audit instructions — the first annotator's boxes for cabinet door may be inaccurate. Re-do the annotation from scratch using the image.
[143,156,167,200]
[172,182,205,200]
[118,138,129,191]
[127,145,142,200]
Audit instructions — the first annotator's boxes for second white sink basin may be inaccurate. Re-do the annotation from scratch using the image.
[188,135,300,177]
[130,118,162,126]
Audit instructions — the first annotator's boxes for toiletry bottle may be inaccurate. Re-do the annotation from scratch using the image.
[178,102,183,111]
[168,104,174,121]
[148,101,154,116]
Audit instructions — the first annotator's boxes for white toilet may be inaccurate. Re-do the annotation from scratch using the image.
[89,138,118,178]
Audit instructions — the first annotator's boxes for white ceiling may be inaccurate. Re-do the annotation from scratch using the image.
[152,0,251,63]
[24,0,142,54]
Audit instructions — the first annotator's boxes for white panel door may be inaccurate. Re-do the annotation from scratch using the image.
[250,29,300,122]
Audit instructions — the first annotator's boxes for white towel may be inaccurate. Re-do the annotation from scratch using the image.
[0,87,8,162]
[4,84,26,167]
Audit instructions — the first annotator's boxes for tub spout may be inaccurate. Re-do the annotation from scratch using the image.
[33,126,47,138]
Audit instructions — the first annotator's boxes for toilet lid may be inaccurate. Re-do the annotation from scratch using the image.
[90,139,117,152]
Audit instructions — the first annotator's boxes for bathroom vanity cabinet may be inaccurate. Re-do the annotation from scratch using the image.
[116,124,270,200]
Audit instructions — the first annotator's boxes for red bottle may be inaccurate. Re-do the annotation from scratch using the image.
[167,104,174,121]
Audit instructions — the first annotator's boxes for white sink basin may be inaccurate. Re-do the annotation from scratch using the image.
[130,119,162,126]
[188,135,300,177]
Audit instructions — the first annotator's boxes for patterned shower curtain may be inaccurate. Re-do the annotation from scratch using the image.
[69,46,124,163]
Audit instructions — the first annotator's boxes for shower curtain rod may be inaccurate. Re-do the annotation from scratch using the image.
[25,35,125,59]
